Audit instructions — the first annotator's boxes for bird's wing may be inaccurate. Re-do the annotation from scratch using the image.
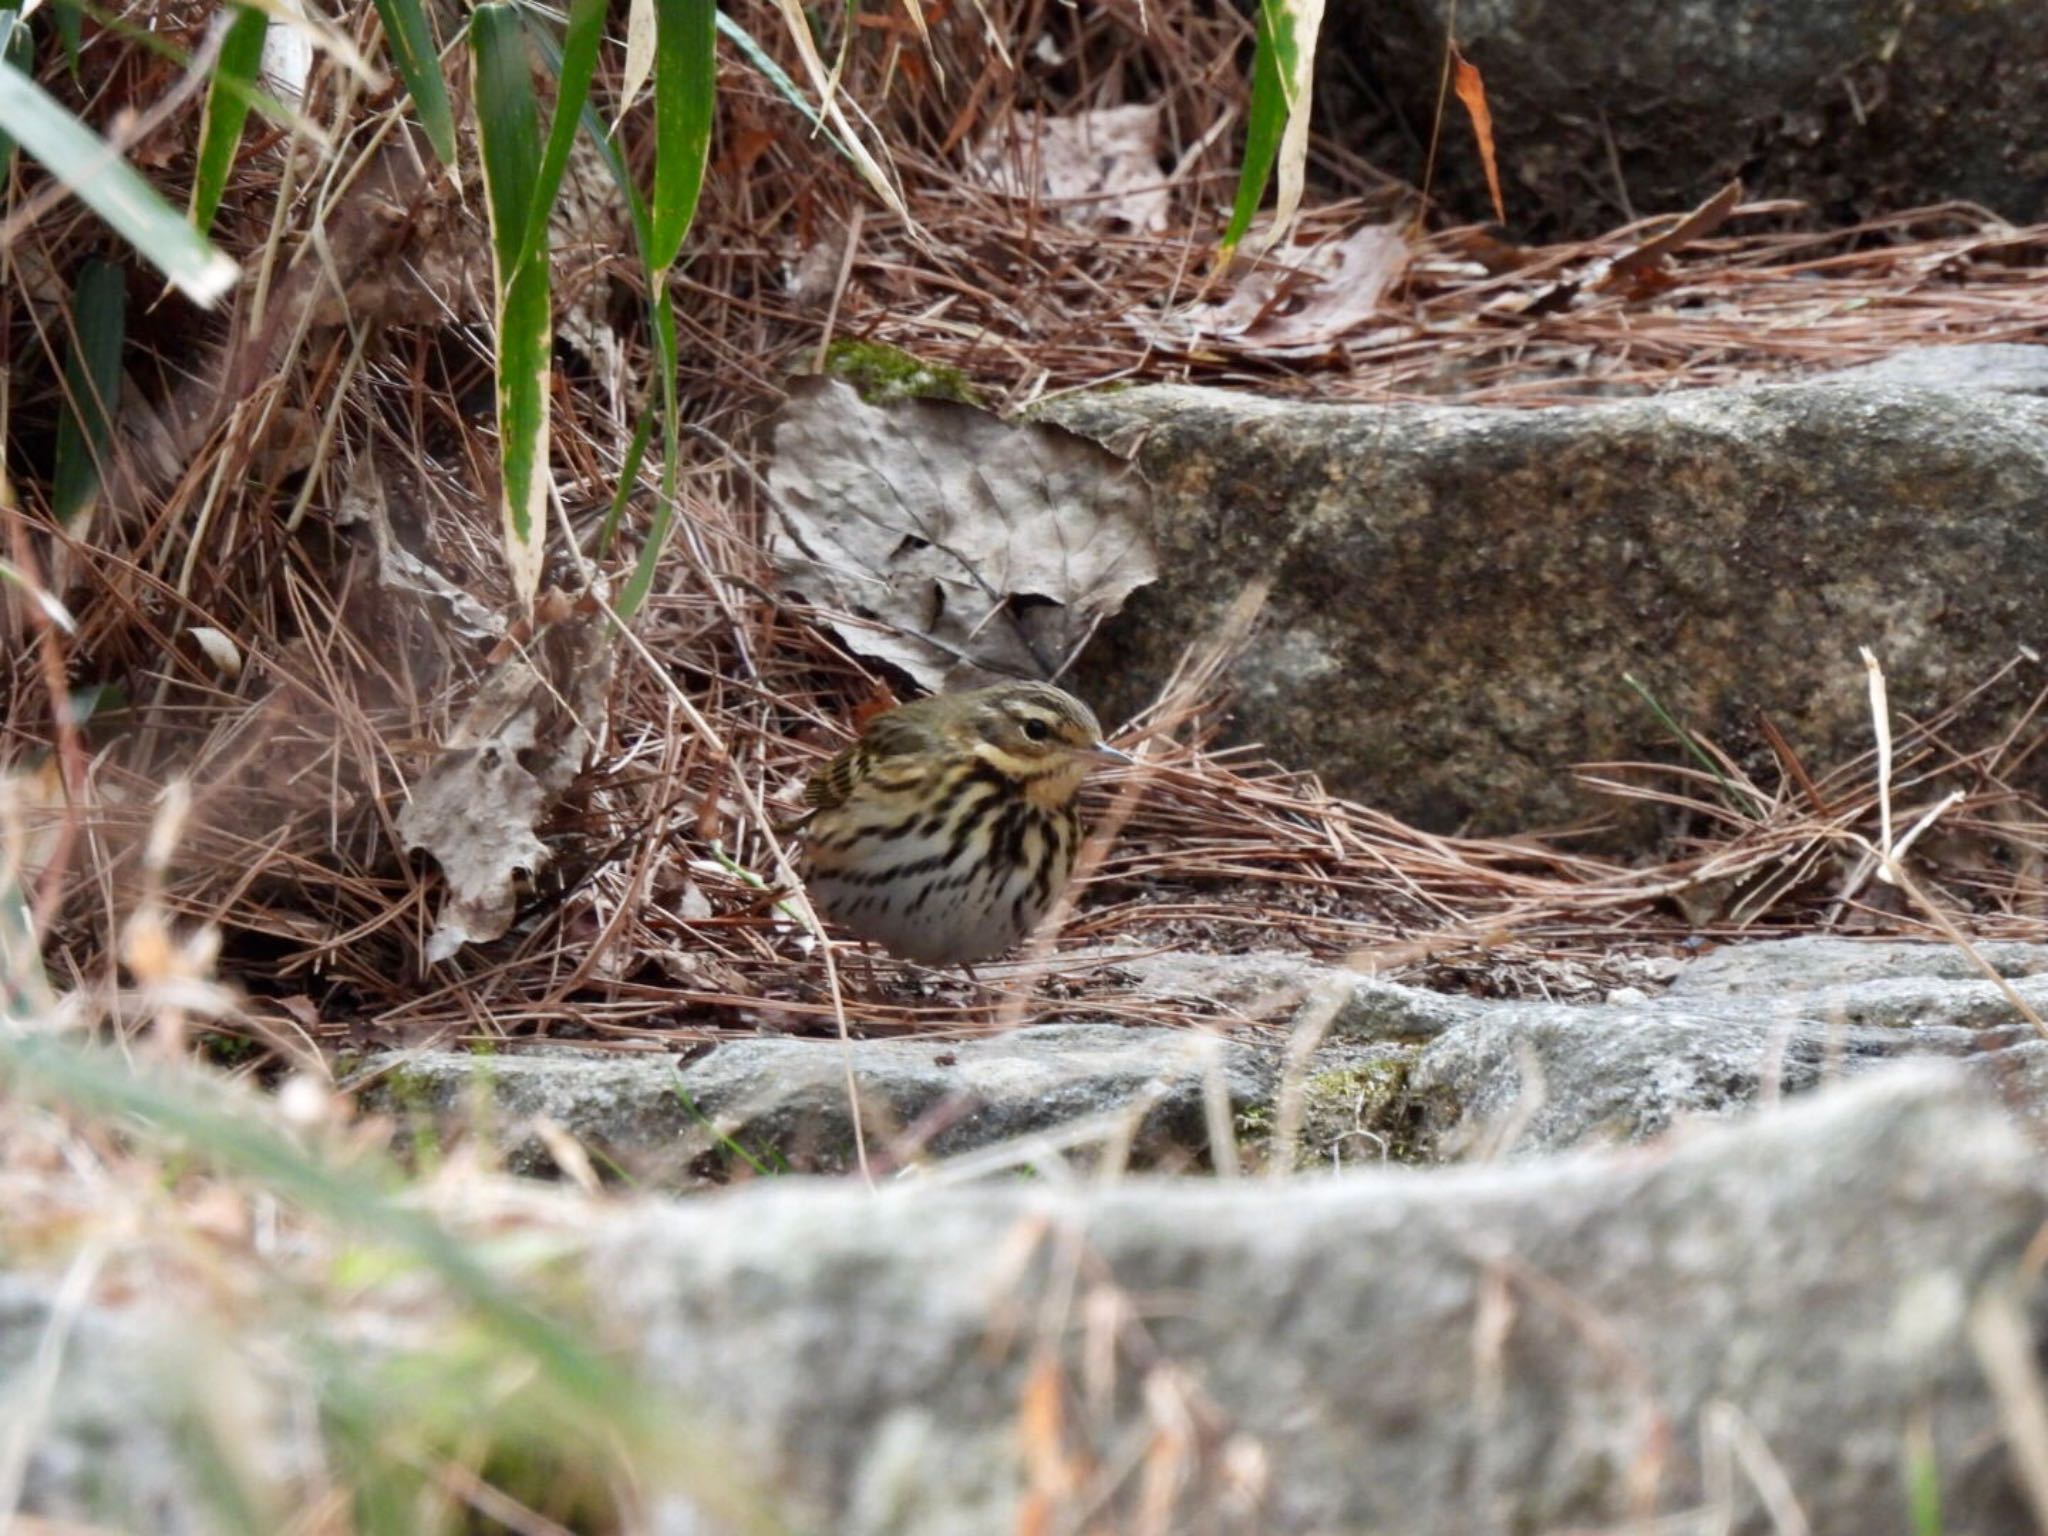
[802,708,933,811]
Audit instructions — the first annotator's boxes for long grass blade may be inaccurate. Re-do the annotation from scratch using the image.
[595,405,653,557]
[0,50,237,303]
[1221,0,1323,257]
[369,0,454,162]
[616,287,679,619]
[48,0,78,70]
[765,0,910,226]
[0,8,31,167]
[715,10,844,153]
[526,0,605,236]
[472,1,550,610]
[1250,0,1324,255]
[52,257,126,527]
[649,0,715,272]
[0,1028,626,1405]
[189,3,269,233]
[1622,671,1767,819]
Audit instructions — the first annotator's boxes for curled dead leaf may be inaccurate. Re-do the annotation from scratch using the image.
[766,376,1157,692]
[1134,225,1409,359]
[397,591,614,962]
[968,104,1172,235]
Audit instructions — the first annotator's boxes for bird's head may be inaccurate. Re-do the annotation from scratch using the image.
[948,681,1129,799]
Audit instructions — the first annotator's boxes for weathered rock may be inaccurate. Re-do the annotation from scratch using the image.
[1824,344,2048,397]
[19,1069,2045,1534]
[1337,937,2048,1155]
[606,1066,2047,1535]
[1328,0,2048,235]
[1122,948,1482,1037]
[370,941,2048,1176]
[1124,939,2048,1160]
[0,1278,292,1534]
[1047,367,2048,838]
[1668,933,2048,996]
[1403,986,2042,1155]
[368,1024,1277,1178]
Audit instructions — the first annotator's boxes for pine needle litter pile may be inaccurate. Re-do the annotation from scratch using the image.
[5,0,2048,1059]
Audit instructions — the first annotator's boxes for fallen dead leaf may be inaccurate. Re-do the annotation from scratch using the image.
[397,590,614,962]
[1135,224,1410,359]
[1450,45,1504,225]
[334,446,504,647]
[968,103,1172,235]
[766,376,1157,692]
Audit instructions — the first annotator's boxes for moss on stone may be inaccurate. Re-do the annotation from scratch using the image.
[1296,1052,1424,1167]
[823,337,981,405]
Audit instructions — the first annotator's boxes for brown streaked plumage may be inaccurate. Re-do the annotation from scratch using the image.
[795,682,1128,966]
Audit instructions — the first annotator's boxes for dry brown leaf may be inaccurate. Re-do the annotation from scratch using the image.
[766,376,1157,692]
[334,448,504,647]
[968,103,1172,234]
[1602,179,1746,286]
[398,593,613,962]
[1134,225,1409,358]
[1451,45,1505,224]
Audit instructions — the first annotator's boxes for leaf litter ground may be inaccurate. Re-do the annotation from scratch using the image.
[4,0,2048,1060]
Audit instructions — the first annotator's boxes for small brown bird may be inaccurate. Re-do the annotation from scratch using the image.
[795,681,1130,966]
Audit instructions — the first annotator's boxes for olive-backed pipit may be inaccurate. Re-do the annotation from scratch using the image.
[795,682,1128,966]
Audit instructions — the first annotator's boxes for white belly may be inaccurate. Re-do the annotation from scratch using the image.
[803,811,1071,966]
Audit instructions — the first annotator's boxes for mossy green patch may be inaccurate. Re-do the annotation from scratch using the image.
[198,1031,261,1068]
[823,337,981,405]
[1258,1052,1423,1169]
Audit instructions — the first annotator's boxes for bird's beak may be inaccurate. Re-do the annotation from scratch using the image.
[1090,741,1134,765]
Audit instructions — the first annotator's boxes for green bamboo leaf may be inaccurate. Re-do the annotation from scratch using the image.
[473,2,549,609]
[1254,0,1324,253]
[189,4,269,234]
[714,11,844,156]
[525,15,653,260]
[649,0,715,272]
[53,258,127,527]
[0,8,30,167]
[525,0,605,239]
[594,406,654,558]
[48,0,78,69]
[370,0,454,163]
[616,288,678,620]
[1220,0,1294,255]
[0,51,237,303]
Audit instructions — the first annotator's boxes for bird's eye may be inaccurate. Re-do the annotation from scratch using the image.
[1022,718,1052,743]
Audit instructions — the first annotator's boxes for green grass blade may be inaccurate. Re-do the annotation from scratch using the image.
[594,405,653,557]
[649,0,715,272]
[526,15,654,260]
[0,1027,799,1535]
[1220,0,1295,256]
[1901,1407,1943,1536]
[616,287,679,619]
[0,50,237,303]
[48,0,78,69]
[472,1,550,609]
[1622,672,1768,819]
[473,4,542,265]
[52,257,126,526]
[672,1080,786,1177]
[0,8,31,167]
[525,0,604,238]
[369,0,454,163]
[189,4,269,234]
[714,10,844,153]
[0,876,54,1024]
